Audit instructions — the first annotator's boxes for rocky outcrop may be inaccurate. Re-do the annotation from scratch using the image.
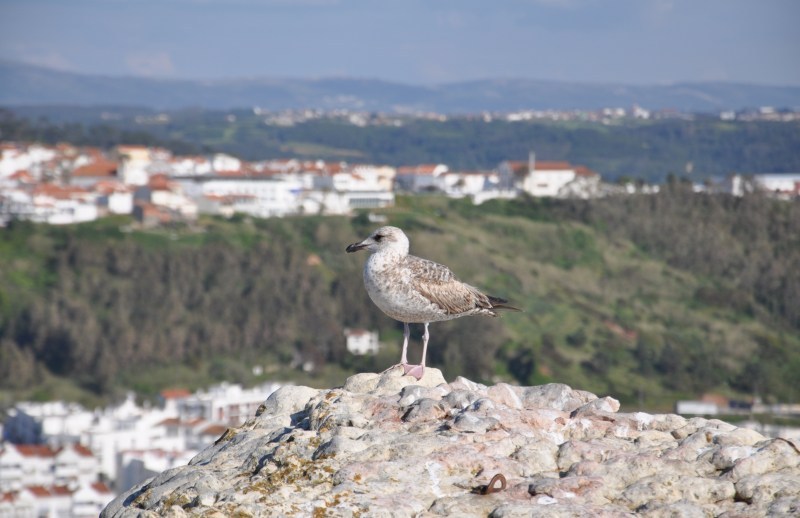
[103,368,800,517]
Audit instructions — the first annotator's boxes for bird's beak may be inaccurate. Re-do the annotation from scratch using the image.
[346,241,367,253]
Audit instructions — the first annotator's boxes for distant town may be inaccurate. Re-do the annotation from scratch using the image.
[0,381,283,516]
[1,136,798,228]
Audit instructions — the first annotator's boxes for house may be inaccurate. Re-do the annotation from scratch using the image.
[196,193,253,218]
[169,155,214,176]
[158,389,192,417]
[53,444,99,487]
[344,328,380,355]
[70,482,114,517]
[133,174,198,223]
[174,174,304,218]
[0,443,99,491]
[94,181,134,215]
[499,154,601,198]
[20,485,72,517]
[177,382,283,426]
[116,449,196,494]
[210,153,242,173]
[395,164,449,192]
[0,143,58,178]
[753,173,800,198]
[0,482,113,518]
[437,170,498,198]
[114,145,172,186]
[352,164,396,192]
[69,157,118,188]
[299,189,394,215]
[30,184,98,224]
[0,444,55,490]
[3,401,95,447]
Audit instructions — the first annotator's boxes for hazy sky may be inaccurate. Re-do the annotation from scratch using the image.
[1,0,798,85]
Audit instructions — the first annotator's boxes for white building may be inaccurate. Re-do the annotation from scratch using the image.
[137,174,198,219]
[0,444,54,490]
[177,382,282,426]
[0,481,114,518]
[175,174,304,218]
[1,184,100,225]
[211,153,242,173]
[4,401,95,447]
[395,164,449,192]
[726,173,800,198]
[116,448,197,494]
[343,328,380,356]
[96,182,134,215]
[0,443,99,492]
[115,145,172,186]
[753,173,800,197]
[437,170,498,198]
[498,154,602,199]
[70,482,115,517]
[0,143,58,178]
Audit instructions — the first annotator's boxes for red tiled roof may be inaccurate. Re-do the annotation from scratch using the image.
[73,444,94,457]
[397,164,440,175]
[15,445,55,457]
[26,486,51,497]
[73,159,117,178]
[148,173,172,190]
[33,184,89,200]
[534,161,573,171]
[161,388,191,400]
[94,180,130,194]
[574,165,600,178]
[9,170,34,182]
[50,485,72,496]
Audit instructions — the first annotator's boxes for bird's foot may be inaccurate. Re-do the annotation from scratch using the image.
[402,364,425,380]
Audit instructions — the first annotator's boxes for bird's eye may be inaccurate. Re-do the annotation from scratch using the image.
[374,234,383,242]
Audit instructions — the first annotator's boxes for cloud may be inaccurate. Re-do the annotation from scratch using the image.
[126,51,176,77]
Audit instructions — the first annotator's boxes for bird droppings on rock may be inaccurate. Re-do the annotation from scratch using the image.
[102,368,800,517]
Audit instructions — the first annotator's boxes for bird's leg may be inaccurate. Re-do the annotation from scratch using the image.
[382,322,411,375]
[403,322,428,380]
[400,322,410,365]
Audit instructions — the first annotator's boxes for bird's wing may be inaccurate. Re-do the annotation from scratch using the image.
[405,255,494,315]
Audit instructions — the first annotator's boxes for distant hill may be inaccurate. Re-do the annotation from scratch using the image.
[2,60,799,113]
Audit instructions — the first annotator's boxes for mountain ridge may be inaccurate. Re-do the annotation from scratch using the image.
[2,60,800,113]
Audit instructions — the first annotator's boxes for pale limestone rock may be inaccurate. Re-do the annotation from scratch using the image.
[102,368,800,517]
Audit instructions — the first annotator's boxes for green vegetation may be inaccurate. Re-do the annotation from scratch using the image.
[3,108,800,182]
[1,189,798,411]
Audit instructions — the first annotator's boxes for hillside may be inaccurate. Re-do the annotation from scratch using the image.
[3,60,800,113]
[0,191,798,411]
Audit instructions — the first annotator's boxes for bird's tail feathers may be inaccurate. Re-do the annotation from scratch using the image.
[487,295,521,312]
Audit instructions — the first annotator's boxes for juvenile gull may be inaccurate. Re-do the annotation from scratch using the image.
[346,226,519,380]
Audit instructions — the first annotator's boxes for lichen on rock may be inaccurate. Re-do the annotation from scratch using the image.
[102,367,800,517]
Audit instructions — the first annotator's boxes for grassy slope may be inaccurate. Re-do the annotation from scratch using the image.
[0,197,796,412]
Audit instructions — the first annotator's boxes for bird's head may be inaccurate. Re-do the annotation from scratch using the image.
[346,226,409,255]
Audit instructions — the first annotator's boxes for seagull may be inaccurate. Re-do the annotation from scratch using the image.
[346,226,519,380]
